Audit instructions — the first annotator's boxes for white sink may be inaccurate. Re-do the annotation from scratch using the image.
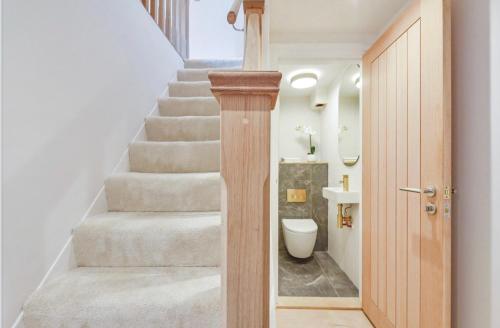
[322,187,360,204]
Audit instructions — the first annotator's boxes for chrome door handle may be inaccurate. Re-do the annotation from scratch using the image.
[399,187,421,193]
[399,185,436,197]
[423,186,436,197]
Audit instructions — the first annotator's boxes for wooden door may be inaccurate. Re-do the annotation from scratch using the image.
[361,0,451,327]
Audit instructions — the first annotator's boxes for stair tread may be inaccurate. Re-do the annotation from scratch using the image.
[129,141,220,173]
[105,172,221,212]
[145,116,220,141]
[169,81,212,97]
[131,140,220,146]
[160,96,216,101]
[184,58,242,69]
[74,212,221,267]
[24,267,221,328]
[109,171,220,178]
[170,81,212,86]
[158,97,219,117]
[177,68,241,81]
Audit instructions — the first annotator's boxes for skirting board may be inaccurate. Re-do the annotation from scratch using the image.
[277,297,362,310]
[10,82,171,328]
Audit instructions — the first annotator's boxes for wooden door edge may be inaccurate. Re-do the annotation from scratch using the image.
[363,0,421,64]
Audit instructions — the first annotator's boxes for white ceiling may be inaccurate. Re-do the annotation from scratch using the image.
[270,0,409,98]
[269,0,411,44]
[279,59,358,97]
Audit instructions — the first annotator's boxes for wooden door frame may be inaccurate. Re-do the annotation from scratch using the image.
[361,0,452,326]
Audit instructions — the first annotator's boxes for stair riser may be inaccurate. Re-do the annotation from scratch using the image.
[184,59,242,69]
[159,97,220,117]
[73,216,221,267]
[129,142,220,173]
[105,174,220,212]
[177,68,241,82]
[145,117,220,142]
[177,69,209,82]
[24,268,221,328]
[169,82,212,97]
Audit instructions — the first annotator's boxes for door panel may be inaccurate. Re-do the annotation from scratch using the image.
[369,57,379,308]
[395,32,408,328]
[386,43,397,326]
[377,51,387,316]
[407,22,421,328]
[362,0,451,327]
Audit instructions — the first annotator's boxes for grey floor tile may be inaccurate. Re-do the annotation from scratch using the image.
[278,249,336,297]
[314,251,359,297]
[278,249,359,298]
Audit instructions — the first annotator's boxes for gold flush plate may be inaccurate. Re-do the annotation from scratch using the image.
[287,189,307,203]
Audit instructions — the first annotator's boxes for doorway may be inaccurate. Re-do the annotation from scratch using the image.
[269,0,452,325]
[273,60,363,308]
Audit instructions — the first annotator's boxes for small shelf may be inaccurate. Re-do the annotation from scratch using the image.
[322,187,360,204]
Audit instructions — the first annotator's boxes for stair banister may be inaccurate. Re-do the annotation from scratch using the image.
[209,1,282,327]
[140,0,189,59]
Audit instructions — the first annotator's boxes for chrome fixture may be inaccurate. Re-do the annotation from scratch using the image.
[399,185,436,197]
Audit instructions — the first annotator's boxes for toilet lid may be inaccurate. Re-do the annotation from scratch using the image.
[282,219,318,234]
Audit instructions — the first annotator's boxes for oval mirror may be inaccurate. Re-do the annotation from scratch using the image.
[338,64,361,167]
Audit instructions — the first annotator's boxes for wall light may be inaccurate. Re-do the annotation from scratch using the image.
[290,73,318,89]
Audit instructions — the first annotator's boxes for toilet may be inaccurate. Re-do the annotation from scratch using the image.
[282,218,318,259]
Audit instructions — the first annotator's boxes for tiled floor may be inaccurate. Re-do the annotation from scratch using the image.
[278,249,358,297]
[277,309,373,328]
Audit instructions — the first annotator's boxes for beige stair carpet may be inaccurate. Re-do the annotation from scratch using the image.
[105,172,221,212]
[73,212,221,267]
[145,116,220,141]
[129,141,220,173]
[177,67,239,82]
[169,81,212,97]
[184,58,242,69]
[159,97,219,116]
[23,59,241,327]
[24,267,221,328]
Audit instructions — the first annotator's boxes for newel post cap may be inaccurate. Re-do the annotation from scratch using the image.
[208,71,282,110]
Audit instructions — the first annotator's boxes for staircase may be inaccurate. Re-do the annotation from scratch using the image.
[23,59,241,328]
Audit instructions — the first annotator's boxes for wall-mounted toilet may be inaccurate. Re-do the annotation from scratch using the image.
[282,218,318,259]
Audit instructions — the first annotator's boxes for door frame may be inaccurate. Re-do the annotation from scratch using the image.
[361,0,452,326]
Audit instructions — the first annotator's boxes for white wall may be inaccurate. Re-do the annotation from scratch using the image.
[319,80,362,288]
[490,2,500,327]
[452,0,499,326]
[0,1,4,325]
[2,0,183,326]
[189,0,244,59]
[278,96,322,160]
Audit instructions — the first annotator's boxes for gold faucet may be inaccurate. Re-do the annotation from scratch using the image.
[339,174,349,192]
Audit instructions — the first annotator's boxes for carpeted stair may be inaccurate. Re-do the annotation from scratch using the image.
[23,58,241,328]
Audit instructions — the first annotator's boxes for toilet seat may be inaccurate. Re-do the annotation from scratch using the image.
[282,219,318,259]
[282,219,317,234]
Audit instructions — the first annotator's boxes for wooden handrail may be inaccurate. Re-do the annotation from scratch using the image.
[242,0,264,70]
[141,0,189,59]
[227,0,243,25]
[210,1,282,327]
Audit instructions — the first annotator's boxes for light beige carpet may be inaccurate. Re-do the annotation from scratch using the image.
[23,59,241,327]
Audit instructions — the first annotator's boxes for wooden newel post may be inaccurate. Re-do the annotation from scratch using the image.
[209,71,282,328]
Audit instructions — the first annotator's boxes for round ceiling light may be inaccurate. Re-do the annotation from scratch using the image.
[290,73,318,89]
